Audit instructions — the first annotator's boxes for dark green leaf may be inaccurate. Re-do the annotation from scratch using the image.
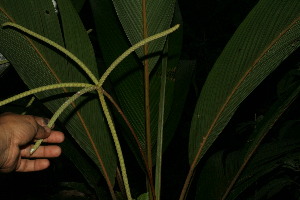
[61,135,110,199]
[112,0,176,72]
[195,81,300,200]
[89,0,186,169]
[0,0,117,191]
[70,0,86,12]
[189,0,300,168]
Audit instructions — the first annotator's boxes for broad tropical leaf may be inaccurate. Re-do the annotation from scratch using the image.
[195,79,300,200]
[112,0,176,72]
[189,0,300,171]
[0,0,117,193]
[227,140,300,200]
[90,0,186,168]
[61,135,111,199]
[196,139,300,200]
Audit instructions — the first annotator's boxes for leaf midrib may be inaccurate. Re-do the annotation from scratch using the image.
[191,15,300,169]
[0,6,113,188]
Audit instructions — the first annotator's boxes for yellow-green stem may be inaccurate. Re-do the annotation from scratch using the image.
[98,89,132,200]
[21,96,36,115]
[97,24,180,87]
[1,22,99,84]
[95,24,180,199]
[0,59,9,65]
[0,83,92,107]
[30,85,97,154]
[1,22,180,198]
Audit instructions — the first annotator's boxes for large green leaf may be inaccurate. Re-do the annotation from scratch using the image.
[89,0,185,169]
[112,0,176,72]
[196,139,300,200]
[189,0,300,169]
[195,79,300,200]
[0,0,117,193]
[227,140,300,200]
[70,0,86,12]
[61,135,110,199]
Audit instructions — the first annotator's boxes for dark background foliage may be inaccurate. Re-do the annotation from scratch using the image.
[1,0,300,199]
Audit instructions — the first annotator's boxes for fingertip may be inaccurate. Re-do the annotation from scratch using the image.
[56,131,65,143]
[53,146,62,157]
[38,159,50,170]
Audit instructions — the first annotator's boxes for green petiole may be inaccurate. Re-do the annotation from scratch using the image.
[30,86,97,154]
[2,21,180,200]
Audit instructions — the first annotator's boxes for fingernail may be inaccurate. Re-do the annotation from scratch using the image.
[44,126,52,134]
[43,118,50,126]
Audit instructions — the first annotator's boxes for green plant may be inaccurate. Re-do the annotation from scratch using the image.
[0,0,300,199]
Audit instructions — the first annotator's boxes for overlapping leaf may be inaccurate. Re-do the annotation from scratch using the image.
[196,139,300,200]
[90,0,186,169]
[0,0,117,191]
[195,79,300,199]
[189,0,300,169]
[112,0,176,72]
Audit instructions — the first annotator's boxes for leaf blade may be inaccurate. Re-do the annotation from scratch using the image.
[189,0,300,167]
[0,0,117,193]
[112,0,176,72]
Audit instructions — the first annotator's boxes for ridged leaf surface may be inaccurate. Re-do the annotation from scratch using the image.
[0,0,117,188]
[189,0,300,168]
[112,0,176,72]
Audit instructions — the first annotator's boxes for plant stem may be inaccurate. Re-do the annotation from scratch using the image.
[102,90,156,198]
[0,59,9,65]
[30,85,97,154]
[2,22,99,84]
[102,90,147,166]
[142,1,154,198]
[21,96,35,115]
[98,89,133,200]
[97,24,180,88]
[97,24,179,200]
[0,82,92,107]
[155,42,168,200]
[179,166,196,200]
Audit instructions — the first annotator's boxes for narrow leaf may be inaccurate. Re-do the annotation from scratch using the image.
[155,41,168,200]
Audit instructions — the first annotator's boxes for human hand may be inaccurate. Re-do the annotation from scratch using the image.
[0,112,64,173]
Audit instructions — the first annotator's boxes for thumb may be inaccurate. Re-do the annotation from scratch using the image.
[33,116,52,139]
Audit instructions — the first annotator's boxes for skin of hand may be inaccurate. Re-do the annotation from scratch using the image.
[0,112,64,173]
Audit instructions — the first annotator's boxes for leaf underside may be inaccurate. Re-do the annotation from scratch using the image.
[112,0,176,72]
[90,0,188,169]
[0,0,117,187]
[196,79,300,199]
[189,0,300,168]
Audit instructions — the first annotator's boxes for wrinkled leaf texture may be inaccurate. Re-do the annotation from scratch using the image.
[0,0,117,188]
